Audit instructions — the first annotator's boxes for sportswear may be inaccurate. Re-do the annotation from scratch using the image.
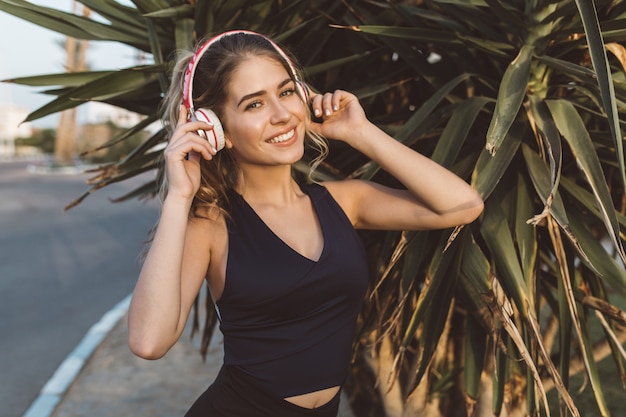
[185,365,341,417]
[216,183,369,397]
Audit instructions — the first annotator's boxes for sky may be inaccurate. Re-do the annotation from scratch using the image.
[0,1,139,127]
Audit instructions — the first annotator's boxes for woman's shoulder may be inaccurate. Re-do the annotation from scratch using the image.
[320,178,369,199]
[318,179,369,226]
[188,205,229,244]
[193,204,226,223]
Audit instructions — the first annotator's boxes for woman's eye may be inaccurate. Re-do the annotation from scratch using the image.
[280,88,295,97]
[245,100,262,110]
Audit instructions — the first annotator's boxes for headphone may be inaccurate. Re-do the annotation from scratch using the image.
[182,30,308,153]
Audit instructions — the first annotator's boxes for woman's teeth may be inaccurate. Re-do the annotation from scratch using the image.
[267,129,294,143]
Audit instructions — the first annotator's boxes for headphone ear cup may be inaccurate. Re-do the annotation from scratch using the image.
[193,108,225,152]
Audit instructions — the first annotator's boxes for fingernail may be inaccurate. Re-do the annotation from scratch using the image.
[325,109,331,116]
[333,105,339,111]
[314,108,321,117]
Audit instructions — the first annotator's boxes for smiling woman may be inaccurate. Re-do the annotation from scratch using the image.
[127,30,483,417]
[222,56,307,167]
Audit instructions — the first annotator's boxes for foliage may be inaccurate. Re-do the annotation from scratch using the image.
[80,121,149,164]
[15,127,56,153]
[13,121,147,162]
[2,0,626,416]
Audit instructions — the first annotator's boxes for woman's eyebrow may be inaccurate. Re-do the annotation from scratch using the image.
[237,78,293,107]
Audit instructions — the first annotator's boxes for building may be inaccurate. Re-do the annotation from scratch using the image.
[0,105,32,157]
[86,101,146,129]
[77,102,154,160]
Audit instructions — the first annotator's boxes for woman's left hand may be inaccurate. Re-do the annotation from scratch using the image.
[308,89,484,232]
[307,90,368,144]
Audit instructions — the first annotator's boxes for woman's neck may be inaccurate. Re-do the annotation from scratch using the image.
[236,164,302,206]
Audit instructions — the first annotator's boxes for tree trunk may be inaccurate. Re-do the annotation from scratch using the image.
[54,34,77,166]
[362,332,445,417]
[53,2,89,166]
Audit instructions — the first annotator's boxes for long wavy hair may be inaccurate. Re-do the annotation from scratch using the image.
[160,32,328,218]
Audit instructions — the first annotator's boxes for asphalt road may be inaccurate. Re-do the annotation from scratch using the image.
[0,160,160,417]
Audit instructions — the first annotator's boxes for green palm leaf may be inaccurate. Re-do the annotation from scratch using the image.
[486,45,534,155]
[574,0,626,189]
[21,67,161,122]
[547,99,626,266]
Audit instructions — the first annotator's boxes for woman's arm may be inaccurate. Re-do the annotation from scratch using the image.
[127,106,217,359]
[309,90,483,230]
[127,200,212,359]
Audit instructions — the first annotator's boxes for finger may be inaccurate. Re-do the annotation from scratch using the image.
[186,151,202,163]
[170,121,215,147]
[322,93,334,117]
[331,90,343,112]
[167,134,215,161]
[183,135,216,160]
[188,120,215,132]
[309,93,323,119]
[176,105,189,126]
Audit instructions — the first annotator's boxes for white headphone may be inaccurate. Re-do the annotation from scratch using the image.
[182,30,308,153]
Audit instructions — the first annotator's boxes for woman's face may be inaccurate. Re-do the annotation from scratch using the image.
[221,55,307,167]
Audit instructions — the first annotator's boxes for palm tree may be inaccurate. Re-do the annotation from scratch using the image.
[2,1,625,416]
[54,1,90,166]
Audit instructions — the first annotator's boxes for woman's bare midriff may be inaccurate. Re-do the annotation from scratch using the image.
[284,385,341,409]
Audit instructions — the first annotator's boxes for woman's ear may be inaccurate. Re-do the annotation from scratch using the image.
[224,135,234,149]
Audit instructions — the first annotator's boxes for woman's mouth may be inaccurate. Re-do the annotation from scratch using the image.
[266,128,295,144]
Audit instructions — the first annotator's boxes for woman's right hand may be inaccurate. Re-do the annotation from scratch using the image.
[163,106,217,201]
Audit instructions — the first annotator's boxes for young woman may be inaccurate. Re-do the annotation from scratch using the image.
[127,30,483,417]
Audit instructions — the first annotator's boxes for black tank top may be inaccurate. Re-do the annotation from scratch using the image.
[216,183,369,397]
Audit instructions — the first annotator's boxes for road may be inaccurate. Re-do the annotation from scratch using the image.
[0,160,160,417]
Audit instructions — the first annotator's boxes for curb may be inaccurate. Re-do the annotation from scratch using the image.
[21,294,132,417]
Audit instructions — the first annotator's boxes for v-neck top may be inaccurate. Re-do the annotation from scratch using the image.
[217,183,369,397]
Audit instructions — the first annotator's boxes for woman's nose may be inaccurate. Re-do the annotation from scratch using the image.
[270,100,291,124]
